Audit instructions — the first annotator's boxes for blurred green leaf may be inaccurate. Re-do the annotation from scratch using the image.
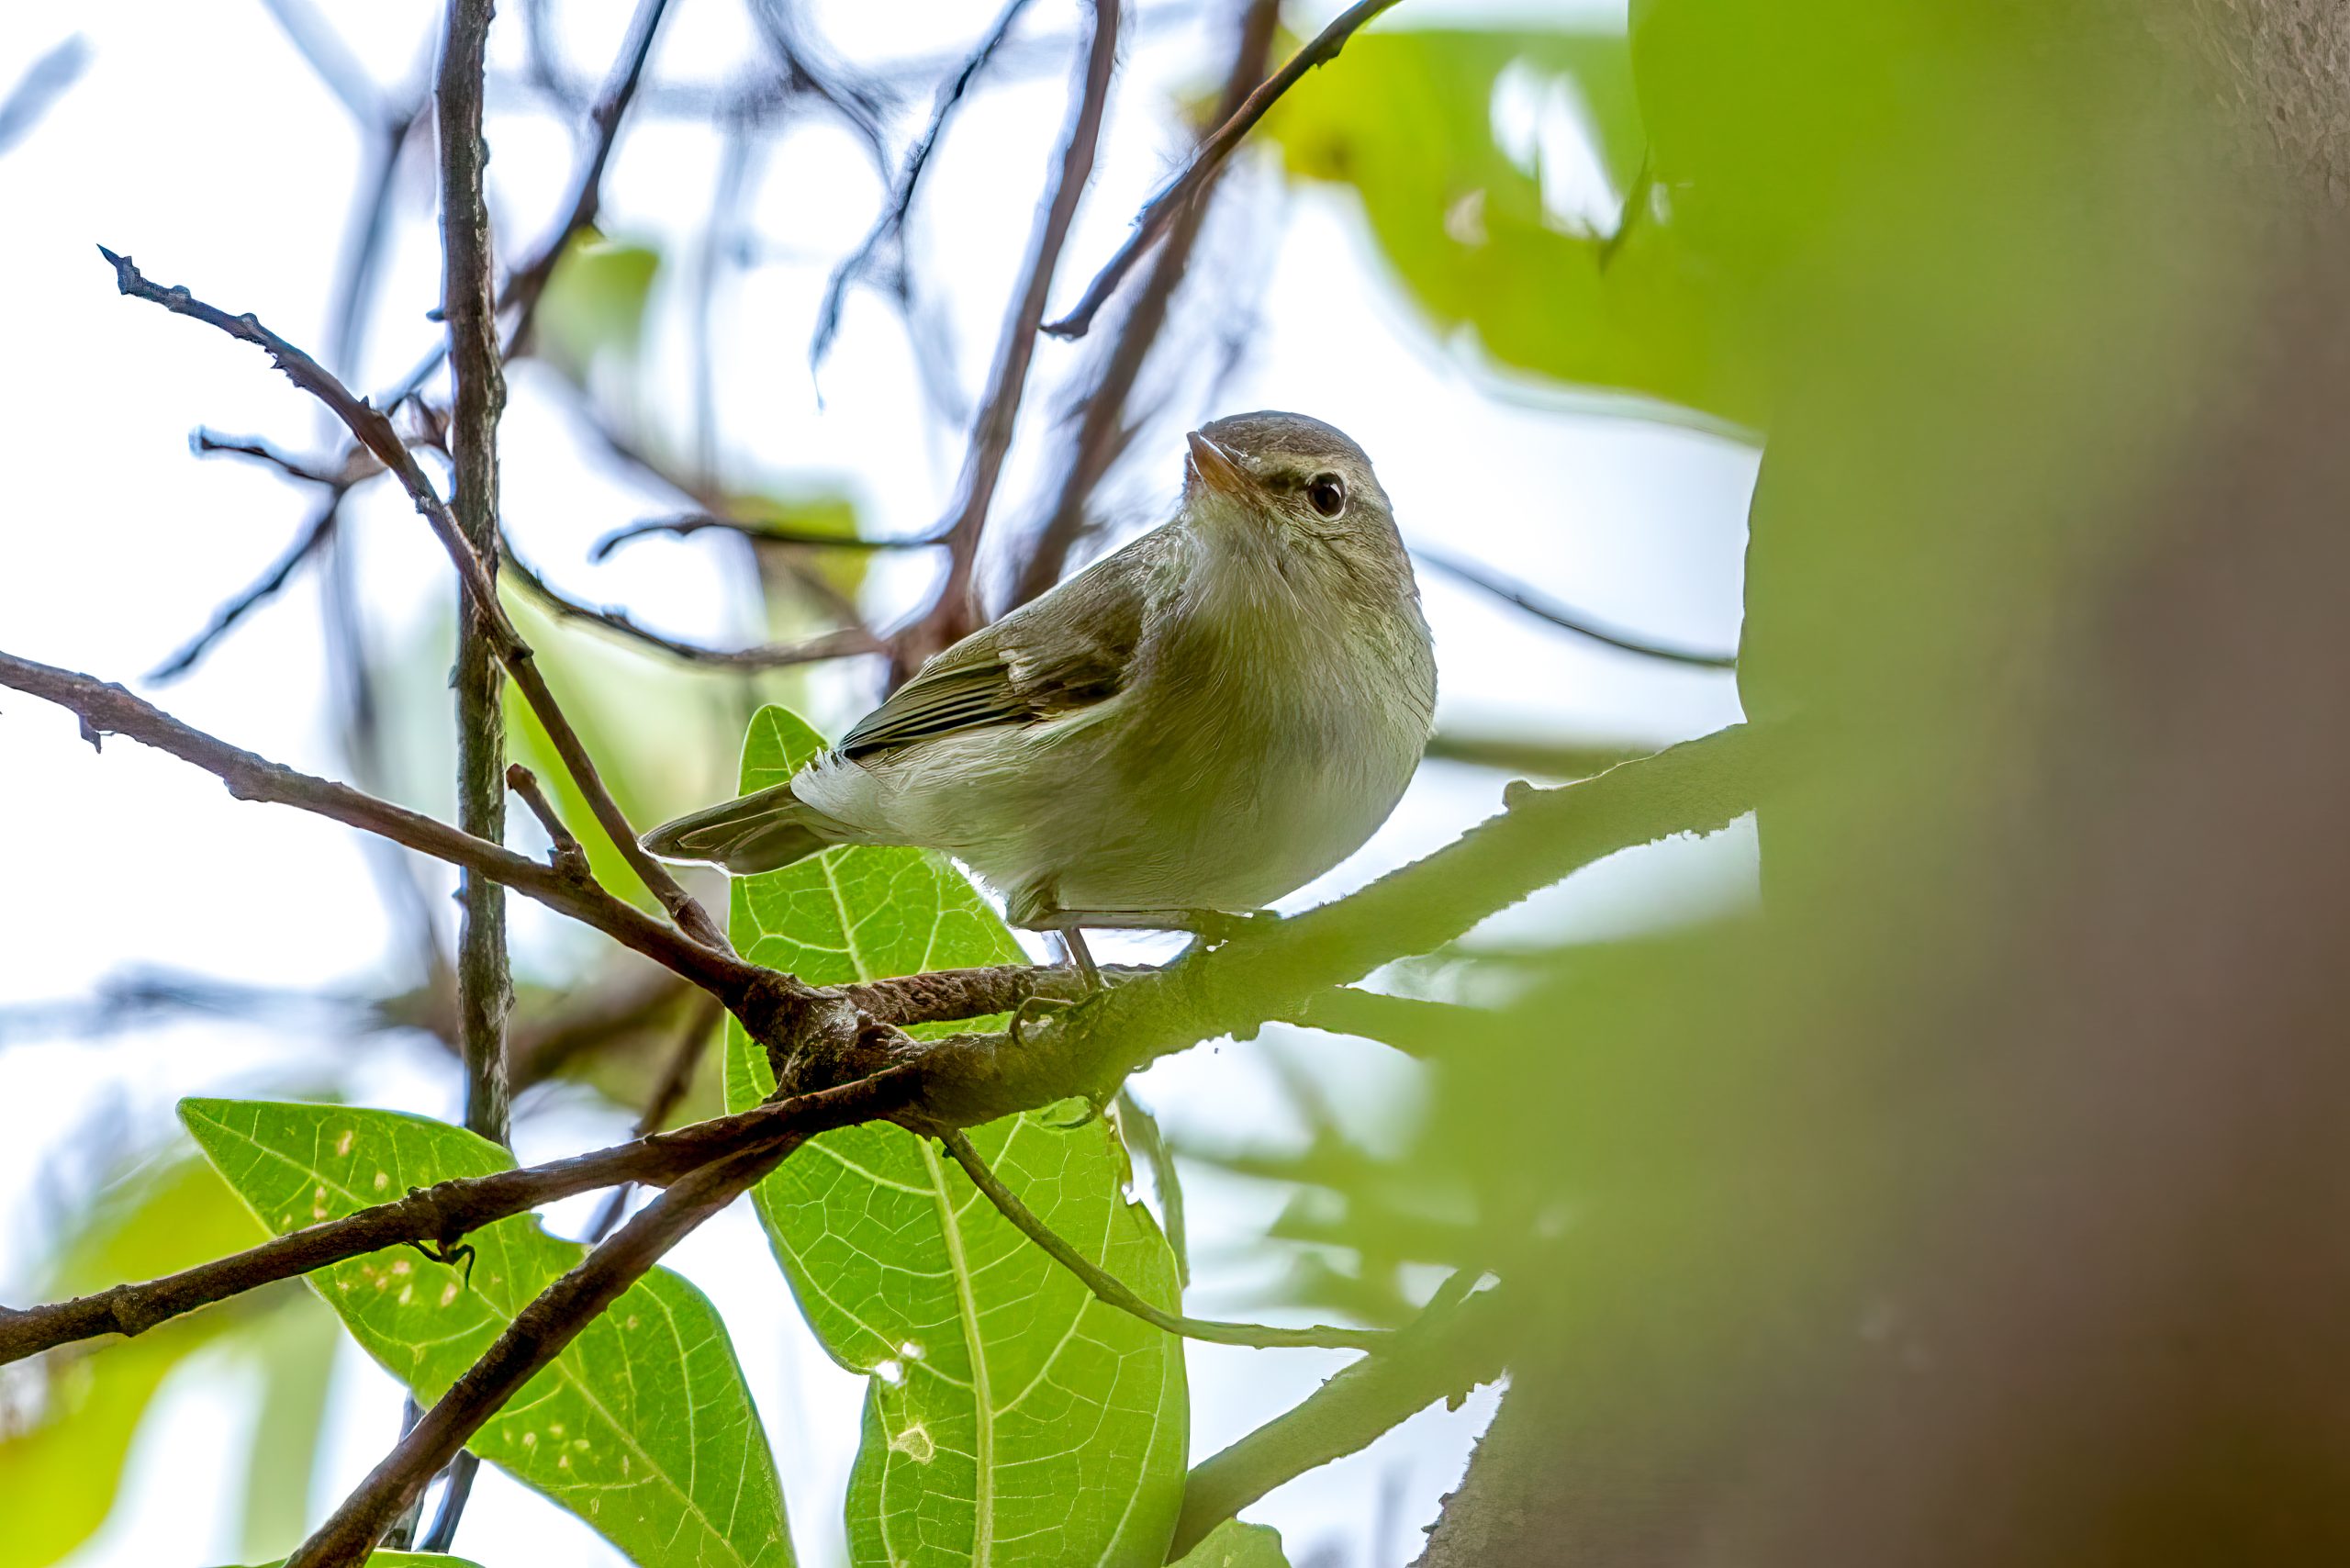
[535,234,661,383]
[1169,1520,1291,1567]
[1270,28,1758,423]
[180,1098,793,1568]
[0,1153,282,1568]
[722,705,1188,1567]
[234,1293,341,1562]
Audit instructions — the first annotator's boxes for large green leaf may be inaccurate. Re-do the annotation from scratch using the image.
[1169,1521,1292,1567]
[721,704,1188,1566]
[1270,28,1761,426]
[180,1099,793,1568]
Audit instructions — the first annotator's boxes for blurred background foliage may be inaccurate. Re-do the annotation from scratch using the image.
[6,0,2339,1560]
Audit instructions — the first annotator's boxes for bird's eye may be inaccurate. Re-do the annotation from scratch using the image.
[1306,473,1347,519]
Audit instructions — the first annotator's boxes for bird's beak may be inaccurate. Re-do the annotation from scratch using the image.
[1186,431,1249,498]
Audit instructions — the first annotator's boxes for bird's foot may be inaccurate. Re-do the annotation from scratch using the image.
[1008,991,1080,1047]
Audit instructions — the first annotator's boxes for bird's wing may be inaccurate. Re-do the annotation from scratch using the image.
[837,533,1158,760]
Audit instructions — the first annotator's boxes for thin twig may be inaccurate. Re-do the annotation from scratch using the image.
[1045,0,1404,339]
[96,247,731,951]
[586,991,727,1242]
[505,762,589,880]
[147,501,344,682]
[1418,548,1738,669]
[590,512,946,562]
[1166,1280,1508,1558]
[1013,0,1279,605]
[937,1129,1389,1351]
[190,428,352,487]
[1423,730,1657,778]
[895,0,1124,678]
[1115,1088,1189,1286]
[0,35,88,158]
[808,0,1037,375]
[503,542,886,670]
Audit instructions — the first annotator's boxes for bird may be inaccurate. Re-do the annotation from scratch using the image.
[642,410,1437,978]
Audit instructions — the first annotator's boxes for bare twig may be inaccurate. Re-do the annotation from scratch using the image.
[1166,1281,1511,1558]
[503,542,885,670]
[147,500,344,682]
[586,991,727,1241]
[441,0,514,1164]
[590,512,946,563]
[505,762,589,880]
[809,0,1037,374]
[95,247,731,951]
[1013,0,1280,605]
[937,1128,1389,1350]
[1418,549,1739,669]
[190,428,352,487]
[1046,0,1404,339]
[1424,730,1658,778]
[503,0,674,352]
[895,0,1124,677]
[1281,987,1492,1058]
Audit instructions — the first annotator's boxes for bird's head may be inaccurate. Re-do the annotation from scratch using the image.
[1181,411,1404,579]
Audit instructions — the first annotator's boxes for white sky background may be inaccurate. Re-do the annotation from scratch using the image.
[0,1,1755,1564]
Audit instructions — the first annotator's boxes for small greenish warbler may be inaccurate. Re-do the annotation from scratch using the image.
[643,411,1437,958]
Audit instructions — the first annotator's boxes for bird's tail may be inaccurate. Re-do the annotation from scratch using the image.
[640,781,836,875]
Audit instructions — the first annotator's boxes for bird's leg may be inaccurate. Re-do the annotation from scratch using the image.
[1061,928,1102,988]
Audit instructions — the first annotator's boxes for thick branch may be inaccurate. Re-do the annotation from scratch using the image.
[96,247,727,950]
[897,0,1122,675]
[441,0,513,1151]
[1044,0,1403,339]
[1167,1284,1514,1558]
[0,1067,911,1367]
[937,1128,1388,1351]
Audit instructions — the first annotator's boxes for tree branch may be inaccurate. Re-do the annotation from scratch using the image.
[0,1066,911,1367]
[1418,549,1738,669]
[146,498,345,682]
[1167,1282,1513,1558]
[589,512,946,562]
[894,0,1123,677]
[441,0,513,1160]
[1044,0,1404,340]
[95,246,729,951]
[937,1128,1389,1351]
[503,541,885,670]
[1012,0,1280,606]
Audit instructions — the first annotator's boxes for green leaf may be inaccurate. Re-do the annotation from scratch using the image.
[0,1153,285,1568]
[1269,28,1759,426]
[535,233,661,382]
[179,1098,793,1568]
[1170,1521,1292,1568]
[722,704,1188,1566]
[219,1556,488,1568]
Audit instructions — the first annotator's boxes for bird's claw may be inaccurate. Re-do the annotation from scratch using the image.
[1187,908,1280,946]
[1009,992,1080,1047]
[409,1238,477,1288]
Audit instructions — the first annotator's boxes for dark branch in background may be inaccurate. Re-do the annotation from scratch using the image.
[1045,0,1404,339]
[147,502,344,682]
[191,427,358,487]
[587,991,726,1241]
[894,0,1124,678]
[501,0,673,352]
[95,248,730,952]
[0,34,89,158]
[590,512,946,561]
[503,542,885,670]
[808,0,1037,375]
[937,1129,1388,1350]
[1166,1282,1513,1558]
[1013,0,1281,607]
[441,0,515,1166]
[1418,548,1739,669]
